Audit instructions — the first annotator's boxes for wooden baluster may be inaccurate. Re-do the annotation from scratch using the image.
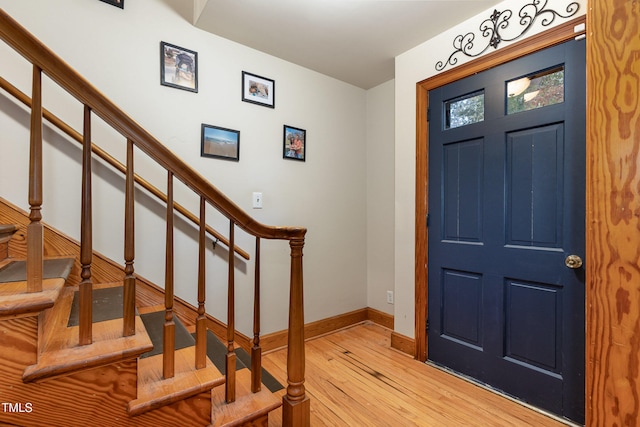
[163,172,175,379]
[251,237,262,393]
[123,139,136,337]
[282,237,310,427]
[225,221,236,403]
[27,65,43,294]
[79,105,93,346]
[195,197,207,369]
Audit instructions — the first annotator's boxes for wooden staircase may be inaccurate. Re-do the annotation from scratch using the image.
[0,201,282,426]
[0,7,309,427]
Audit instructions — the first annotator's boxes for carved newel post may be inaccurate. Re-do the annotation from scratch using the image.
[283,237,310,426]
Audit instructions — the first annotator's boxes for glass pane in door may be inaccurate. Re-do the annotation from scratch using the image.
[445,91,485,129]
[507,67,564,114]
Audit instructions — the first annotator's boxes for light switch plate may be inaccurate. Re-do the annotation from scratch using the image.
[252,192,263,209]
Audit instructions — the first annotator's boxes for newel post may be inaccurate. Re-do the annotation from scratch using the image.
[283,237,310,427]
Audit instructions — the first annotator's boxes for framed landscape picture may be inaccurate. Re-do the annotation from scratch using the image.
[242,71,275,108]
[283,125,306,162]
[161,42,198,93]
[201,124,240,161]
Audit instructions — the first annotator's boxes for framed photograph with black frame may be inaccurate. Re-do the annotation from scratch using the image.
[161,42,198,93]
[242,71,275,108]
[201,124,240,161]
[283,125,306,161]
[99,0,123,8]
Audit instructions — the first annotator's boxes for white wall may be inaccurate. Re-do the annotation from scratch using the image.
[0,0,368,335]
[392,0,587,337]
[365,80,395,314]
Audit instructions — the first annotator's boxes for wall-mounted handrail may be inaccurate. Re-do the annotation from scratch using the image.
[0,75,250,261]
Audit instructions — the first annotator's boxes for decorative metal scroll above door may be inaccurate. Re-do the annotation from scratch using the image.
[435,0,580,71]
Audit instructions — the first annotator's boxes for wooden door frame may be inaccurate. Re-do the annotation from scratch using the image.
[414,16,587,363]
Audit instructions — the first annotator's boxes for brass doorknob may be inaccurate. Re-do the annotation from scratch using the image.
[565,255,583,269]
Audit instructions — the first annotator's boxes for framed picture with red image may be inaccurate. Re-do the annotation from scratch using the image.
[283,125,306,162]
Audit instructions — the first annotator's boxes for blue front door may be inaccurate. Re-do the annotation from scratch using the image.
[427,39,585,423]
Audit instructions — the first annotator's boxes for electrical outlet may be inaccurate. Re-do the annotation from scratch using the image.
[386,290,394,304]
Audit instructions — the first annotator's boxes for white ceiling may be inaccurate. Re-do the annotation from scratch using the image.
[191,0,502,89]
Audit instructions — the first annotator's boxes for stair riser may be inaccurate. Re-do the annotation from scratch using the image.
[0,241,8,261]
[235,415,269,427]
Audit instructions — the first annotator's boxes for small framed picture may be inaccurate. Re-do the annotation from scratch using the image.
[99,0,123,8]
[161,42,198,93]
[242,71,275,108]
[201,124,240,161]
[283,125,306,162]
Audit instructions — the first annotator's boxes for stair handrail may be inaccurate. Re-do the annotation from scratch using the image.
[0,75,250,261]
[0,8,309,425]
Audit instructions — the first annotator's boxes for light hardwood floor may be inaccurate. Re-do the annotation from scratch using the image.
[263,322,572,427]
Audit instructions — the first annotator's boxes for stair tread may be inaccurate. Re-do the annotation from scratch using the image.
[200,330,284,393]
[210,368,282,427]
[23,284,153,382]
[0,277,66,319]
[0,257,74,319]
[0,224,17,243]
[140,310,195,358]
[128,346,224,416]
[201,330,248,373]
[0,224,17,233]
[67,285,128,327]
[0,257,74,283]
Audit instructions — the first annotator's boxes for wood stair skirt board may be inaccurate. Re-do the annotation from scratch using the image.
[23,283,153,382]
[0,258,74,319]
